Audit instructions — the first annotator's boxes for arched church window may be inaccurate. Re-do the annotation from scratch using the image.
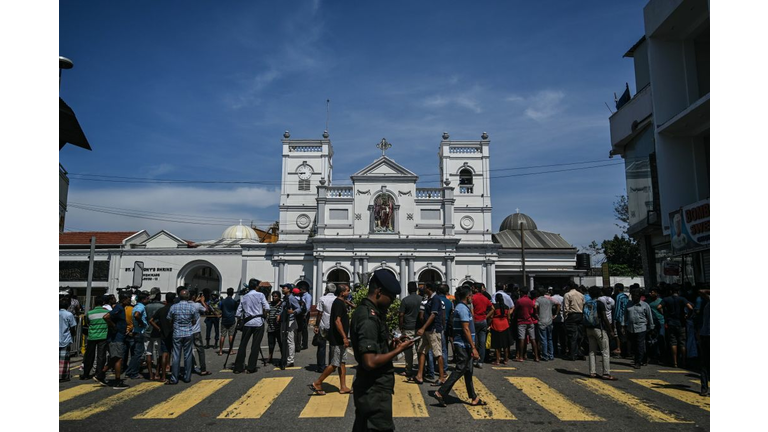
[459,168,473,194]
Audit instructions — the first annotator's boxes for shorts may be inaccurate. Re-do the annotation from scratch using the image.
[160,340,170,354]
[330,345,348,367]
[221,324,236,338]
[417,330,443,358]
[667,324,686,347]
[146,338,163,358]
[109,342,125,359]
[517,324,535,340]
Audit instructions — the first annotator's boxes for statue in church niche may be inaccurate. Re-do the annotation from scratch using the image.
[374,193,395,232]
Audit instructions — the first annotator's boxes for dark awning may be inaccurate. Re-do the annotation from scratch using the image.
[59,97,91,151]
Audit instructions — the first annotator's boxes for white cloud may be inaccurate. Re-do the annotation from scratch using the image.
[506,90,566,121]
[65,185,281,241]
[422,85,484,114]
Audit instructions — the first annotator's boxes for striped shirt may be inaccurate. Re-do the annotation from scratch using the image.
[168,301,200,338]
[86,306,109,341]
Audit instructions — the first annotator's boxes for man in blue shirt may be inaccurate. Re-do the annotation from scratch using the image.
[59,298,77,382]
[218,288,238,356]
[438,284,453,365]
[414,283,446,385]
[103,293,131,388]
[298,284,313,351]
[233,279,270,373]
[167,289,200,384]
[433,286,485,407]
[126,292,149,379]
[277,284,301,369]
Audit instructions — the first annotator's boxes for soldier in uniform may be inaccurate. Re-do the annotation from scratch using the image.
[351,269,414,432]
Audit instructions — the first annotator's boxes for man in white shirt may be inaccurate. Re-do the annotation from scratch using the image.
[550,287,565,358]
[233,279,270,374]
[314,283,337,372]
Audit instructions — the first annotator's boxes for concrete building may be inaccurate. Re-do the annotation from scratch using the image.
[609,0,709,287]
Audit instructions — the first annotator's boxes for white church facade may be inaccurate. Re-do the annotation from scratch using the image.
[59,132,584,303]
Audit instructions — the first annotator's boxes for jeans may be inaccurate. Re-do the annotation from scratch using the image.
[192,332,207,372]
[205,317,220,345]
[474,320,488,364]
[537,324,554,360]
[586,328,610,375]
[126,332,145,377]
[171,336,194,383]
[629,331,647,365]
[438,344,477,400]
[268,331,280,358]
[83,339,108,379]
[316,329,328,370]
[553,321,566,357]
[234,325,265,372]
[300,314,310,350]
[565,313,583,360]
[441,330,449,364]
[700,336,710,392]
[427,351,435,377]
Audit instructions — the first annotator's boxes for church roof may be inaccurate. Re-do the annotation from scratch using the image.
[59,231,142,246]
[350,156,419,181]
[493,229,574,249]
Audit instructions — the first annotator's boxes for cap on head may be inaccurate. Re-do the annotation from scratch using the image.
[292,288,301,295]
[370,269,400,297]
[280,283,294,290]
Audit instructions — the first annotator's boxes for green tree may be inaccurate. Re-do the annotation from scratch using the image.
[613,195,630,234]
[601,235,643,276]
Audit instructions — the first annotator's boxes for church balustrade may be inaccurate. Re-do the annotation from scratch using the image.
[449,146,480,154]
[459,186,474,194]
[326,187,353,198]
[416,188,443,199]
[289,145,322,152]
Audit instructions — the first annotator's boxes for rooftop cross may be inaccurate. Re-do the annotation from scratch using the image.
[516,208,520,214]
[376,138,392,156]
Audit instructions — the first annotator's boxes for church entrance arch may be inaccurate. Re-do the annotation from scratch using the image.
[327,268,351,285]
[418,268,443,284]
[178,260,222,294]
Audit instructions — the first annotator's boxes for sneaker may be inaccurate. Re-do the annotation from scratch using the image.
[93,376,108,386]
[474,363,482,369]
[113,381,129,389]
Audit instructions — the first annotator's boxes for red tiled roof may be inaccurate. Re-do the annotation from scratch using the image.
[59,231,140,245]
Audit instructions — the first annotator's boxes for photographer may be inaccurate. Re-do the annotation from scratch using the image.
[233,278,270,373]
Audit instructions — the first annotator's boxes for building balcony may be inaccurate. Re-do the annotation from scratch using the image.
[459,186,473,194]
[609,84,653,155]
[657,93,709,137]
[326,187,353,198]
[416,188,443,199]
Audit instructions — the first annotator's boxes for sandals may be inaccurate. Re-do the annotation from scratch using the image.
[431,380,446,387]
[470,398,488,406]
[433,391,447,407]
[491,362,500,366]
[339,389,353,395]
[589,373,599,378]
[601,375,618,381]
[410,377,424,385]
[199,371,212,376]
[308,383,326,396]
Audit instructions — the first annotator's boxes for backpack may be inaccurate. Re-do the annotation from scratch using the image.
[583,300,600,328]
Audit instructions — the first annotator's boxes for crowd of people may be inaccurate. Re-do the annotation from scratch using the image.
[58,274,710,429]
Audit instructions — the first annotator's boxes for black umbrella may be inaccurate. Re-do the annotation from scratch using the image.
[59,97,91,151]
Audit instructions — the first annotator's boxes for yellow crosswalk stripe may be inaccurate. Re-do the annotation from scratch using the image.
[611,369,634,373]
[453,377,516,420]
[491,367,518,371]
[658,370,690,373]
[631,379,710,411]
[299,375,354,418]
[134,379,232,419]
[506,377,603,421]
[60,382,163,420]
[393,379,429,417]
[218,377,293,419]
[576,378,691,423]
[690,380,710,387]
[59,383,102,403]
[273,367,302,371]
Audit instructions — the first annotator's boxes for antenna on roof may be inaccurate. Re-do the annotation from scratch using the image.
[325,99,330,134]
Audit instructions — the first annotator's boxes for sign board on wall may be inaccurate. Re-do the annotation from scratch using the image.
[669,198,709,255]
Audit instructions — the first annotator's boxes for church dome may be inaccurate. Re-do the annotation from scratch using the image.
[499,212,538,231]
[222,223,258,240]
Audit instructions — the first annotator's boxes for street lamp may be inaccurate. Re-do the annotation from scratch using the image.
[59,56,73,89]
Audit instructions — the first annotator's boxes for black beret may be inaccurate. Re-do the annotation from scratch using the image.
[371,269,401,297]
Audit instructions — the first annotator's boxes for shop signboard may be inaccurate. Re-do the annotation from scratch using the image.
[669,198,709,255]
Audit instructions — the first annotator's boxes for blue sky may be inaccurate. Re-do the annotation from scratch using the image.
[59,0,646,246]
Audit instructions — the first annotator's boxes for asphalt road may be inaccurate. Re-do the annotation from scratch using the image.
[60,333,709,432]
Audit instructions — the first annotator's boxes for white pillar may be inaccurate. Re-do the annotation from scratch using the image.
[445,257,454,294]
[353,258,359,284]
[408,257,415,284]
[399,257,407,297]
[278,261,285,285]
